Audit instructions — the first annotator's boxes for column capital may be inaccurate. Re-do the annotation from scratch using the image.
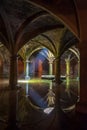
[54,57,60,62]
[49,61,53,64]
[65,58,70,63]
[26,60,31,63]
[49,57,55,63]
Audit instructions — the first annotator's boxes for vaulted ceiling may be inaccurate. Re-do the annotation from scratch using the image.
[0,0,78,57]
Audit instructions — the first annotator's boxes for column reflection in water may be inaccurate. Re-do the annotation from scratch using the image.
[44,81,55,114]
[47,81,55,107]
[26,82,29,97]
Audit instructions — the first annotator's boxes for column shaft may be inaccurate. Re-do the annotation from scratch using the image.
[25,60,30,79]
[9,55,17,89]
[65,59,70,88]
[7,90,17,130]
[49,62,53,75]
[76,42,87,113]
[54,58,61,84]
[7,55,18,130]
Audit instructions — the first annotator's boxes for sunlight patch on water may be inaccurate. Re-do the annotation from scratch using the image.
[43,107,54,114]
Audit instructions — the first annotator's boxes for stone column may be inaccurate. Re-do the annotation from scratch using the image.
[9,55,18,89]
[25,60,30,79]
[49,56,55,75]
[76,42,87,113]
[7,54,18,130]
[54,58,61,109]
[73,1,87,114]
[54,58,61,84]
[65,58,70,89]
[7,90,18,130]
[16,55,19,86]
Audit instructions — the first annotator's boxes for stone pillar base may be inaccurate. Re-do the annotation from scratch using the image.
[76,102,87,114]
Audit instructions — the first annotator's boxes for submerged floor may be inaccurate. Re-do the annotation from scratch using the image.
[0,78,87,130]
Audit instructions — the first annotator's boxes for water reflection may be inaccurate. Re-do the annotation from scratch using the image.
[0,78,79,126]
[21,79,55,109]
[18,79,79,115]
[60,80,79,112]
[29,86,47,108]
[25,83,29,97]
[46,81,55,107]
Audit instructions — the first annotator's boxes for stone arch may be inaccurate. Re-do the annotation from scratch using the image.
[0,54,3,78]
[27,0,80,39]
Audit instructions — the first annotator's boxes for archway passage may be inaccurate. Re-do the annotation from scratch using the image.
[0,0,79,89]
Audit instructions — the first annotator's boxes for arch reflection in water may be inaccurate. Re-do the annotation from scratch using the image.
[17,78,79,122]
[18,79,55,112]
[19,79,52,108]
[28,86,48,108]
[25,80,55,114]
